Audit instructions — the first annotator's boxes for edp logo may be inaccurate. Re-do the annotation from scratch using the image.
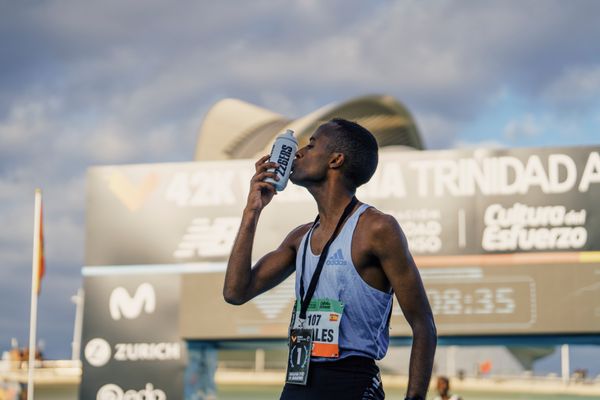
[96,383,166,400]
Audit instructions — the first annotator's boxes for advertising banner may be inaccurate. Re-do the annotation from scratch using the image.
[80,273,186,400]
[85,146,600,338]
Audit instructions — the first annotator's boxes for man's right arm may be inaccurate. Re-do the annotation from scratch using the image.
[223,155,305,305]
[224,211,307,305]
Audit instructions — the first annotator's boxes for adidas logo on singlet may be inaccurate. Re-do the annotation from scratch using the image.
[325,249,347,266]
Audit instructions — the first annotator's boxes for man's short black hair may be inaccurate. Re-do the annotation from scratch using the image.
[322,118,379,189]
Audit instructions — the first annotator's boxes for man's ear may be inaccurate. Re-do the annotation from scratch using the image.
[329,152,345,169]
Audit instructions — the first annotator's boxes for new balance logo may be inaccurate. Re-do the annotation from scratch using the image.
[250,277,295,319]
[325,249,347,266]
[174,217,240,259]
[109,283,156,320]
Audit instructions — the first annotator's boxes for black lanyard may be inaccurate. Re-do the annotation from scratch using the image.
[298,196,358,321]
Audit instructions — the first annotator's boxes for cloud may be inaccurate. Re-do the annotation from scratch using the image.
[413,111,462,149]
[0,99,61,152]
[542,65,600,108]
[453,139,506,149]
[2,0,600,358]
[503,114,544,140]
[85,123,137,163]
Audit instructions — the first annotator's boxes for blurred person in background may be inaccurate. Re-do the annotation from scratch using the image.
[434,376,463,400]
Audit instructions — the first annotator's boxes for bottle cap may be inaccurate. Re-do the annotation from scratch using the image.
[281,129,297,143]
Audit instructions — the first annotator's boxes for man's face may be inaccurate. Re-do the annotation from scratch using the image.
[436,378,449,395]
[290,125,334,187]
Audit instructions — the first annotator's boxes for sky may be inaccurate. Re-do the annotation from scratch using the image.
[1,0,599,374]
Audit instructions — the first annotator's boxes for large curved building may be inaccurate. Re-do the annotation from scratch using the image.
[194,94,424,161]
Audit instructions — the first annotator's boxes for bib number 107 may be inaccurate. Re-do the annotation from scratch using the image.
[307,314,321,325]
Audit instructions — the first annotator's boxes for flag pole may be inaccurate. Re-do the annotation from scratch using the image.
[27,189,42,400]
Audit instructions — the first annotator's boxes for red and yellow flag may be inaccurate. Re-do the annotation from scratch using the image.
[33,192,45,295]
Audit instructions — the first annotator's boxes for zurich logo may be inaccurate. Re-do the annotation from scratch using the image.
[325,249,347,266]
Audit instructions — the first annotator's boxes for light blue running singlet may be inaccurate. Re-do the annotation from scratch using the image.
[294,203,393,361]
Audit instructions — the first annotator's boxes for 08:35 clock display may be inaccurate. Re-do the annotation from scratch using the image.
[423,277,536,328]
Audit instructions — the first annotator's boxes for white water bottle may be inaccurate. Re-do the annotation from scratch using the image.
[265,129,298,191]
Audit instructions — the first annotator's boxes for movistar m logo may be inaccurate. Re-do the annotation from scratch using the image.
[326,249,347,266]
[109,283,156,320]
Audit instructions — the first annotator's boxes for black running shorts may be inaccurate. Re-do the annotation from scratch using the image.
[280,356,385,400]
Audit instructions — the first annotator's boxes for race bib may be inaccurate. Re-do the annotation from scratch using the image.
[285,328,312,385]
[290,298,344,358]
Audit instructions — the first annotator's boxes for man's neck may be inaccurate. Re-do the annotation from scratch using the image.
[307,181,356,230]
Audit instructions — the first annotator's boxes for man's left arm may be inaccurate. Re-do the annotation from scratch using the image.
[369,213,437,400]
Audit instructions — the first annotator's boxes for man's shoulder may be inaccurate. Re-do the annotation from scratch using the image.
[282,222,313,249]
[359,205,401,237]
[291,222,313,236]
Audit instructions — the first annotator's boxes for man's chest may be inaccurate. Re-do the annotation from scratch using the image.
[307,225,389,293]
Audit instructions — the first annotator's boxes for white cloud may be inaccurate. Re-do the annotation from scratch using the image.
[542,65,600,107]
[45,214,84,266]
[453,139,506,150]
[503,114,544,140]
[3,0,600,358]
[0,99,60,149]
[85,123,136,163]
[413,111,461,149]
